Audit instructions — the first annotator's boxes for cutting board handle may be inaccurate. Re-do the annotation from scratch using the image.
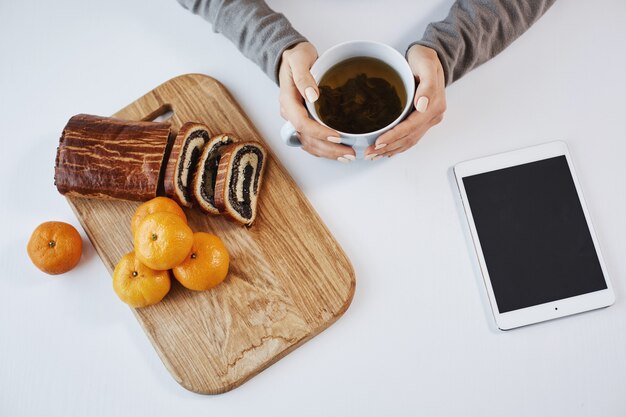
[140,104,175,124]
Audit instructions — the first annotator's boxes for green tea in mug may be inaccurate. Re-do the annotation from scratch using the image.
[315,57,407,134]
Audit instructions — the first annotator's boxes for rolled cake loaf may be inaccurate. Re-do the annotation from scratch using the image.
[54,114,171,201]
[214,142,267,226]
[163,122,210,207]
[192,134,236,215]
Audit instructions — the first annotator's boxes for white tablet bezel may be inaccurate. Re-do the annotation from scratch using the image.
[454,141,615,330]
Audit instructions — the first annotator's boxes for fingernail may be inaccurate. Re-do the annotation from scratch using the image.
[415,96,429,113]
[342,154,356,161]
[373,155,383,161]
[337,156,351,164]
[374,143,387,151]
[305,87,319,103]
[327,136,341,143]
[365,153,377,160]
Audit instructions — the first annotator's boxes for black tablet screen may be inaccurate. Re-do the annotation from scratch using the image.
[463,156,607,313]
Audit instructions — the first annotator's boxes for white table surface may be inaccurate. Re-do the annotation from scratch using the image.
[1,0,625,415]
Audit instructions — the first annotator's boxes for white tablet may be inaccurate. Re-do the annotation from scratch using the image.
[454,141,614,330]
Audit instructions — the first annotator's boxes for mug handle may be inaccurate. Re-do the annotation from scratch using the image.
[280,121,303,147]
[281,120,369,159]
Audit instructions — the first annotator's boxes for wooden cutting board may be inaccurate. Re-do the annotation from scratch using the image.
[66,74,355,394]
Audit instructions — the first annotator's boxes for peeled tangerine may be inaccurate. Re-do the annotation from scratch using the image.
[173,232,229,291]
[113,252,170,308]
[133,211,193,270]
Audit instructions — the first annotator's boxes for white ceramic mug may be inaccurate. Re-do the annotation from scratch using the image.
[280,40,415,159]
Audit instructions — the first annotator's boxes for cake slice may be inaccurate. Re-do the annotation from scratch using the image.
[192,134,236,215]
[163,122,210,207]
[214,142,268,226]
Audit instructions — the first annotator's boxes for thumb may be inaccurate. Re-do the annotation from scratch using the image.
[410,53,443,114]
[413,70,438,114]
[289,58,319,103]
[414,86,433,114]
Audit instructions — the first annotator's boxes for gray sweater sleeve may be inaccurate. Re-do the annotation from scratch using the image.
[410,0,556,85]
[176,0,307,84]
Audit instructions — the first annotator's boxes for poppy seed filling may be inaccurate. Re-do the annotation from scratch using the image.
[199,139,233,205]
[228,146,264,220]
[176,130,208,202]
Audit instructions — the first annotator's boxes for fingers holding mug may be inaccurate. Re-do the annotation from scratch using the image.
[279,81,346,148]
[279,42,353,161]
[365,45,446,159]
[370,111,444,158]
[294,117,355,161]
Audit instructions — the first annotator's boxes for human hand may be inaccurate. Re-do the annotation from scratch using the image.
[278,42,356,162]
[364,44,446,160]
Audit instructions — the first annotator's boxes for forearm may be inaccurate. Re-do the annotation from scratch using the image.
[177,0,306,83]
[410,0,556,85]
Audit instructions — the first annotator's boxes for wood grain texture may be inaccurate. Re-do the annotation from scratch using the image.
[55,114,170,201]
[65,74,355,394]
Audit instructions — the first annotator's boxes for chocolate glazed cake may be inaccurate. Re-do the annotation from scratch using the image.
[214,142,267,226]
[192,134,236,215]
[163,122,210,207]
[54,114,170,201]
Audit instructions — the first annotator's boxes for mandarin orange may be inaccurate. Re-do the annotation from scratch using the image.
[134,212,193,270]
[172,232,229,291]
[27,221,82,275]
[131,197,187,237]
[112,251,171,308]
